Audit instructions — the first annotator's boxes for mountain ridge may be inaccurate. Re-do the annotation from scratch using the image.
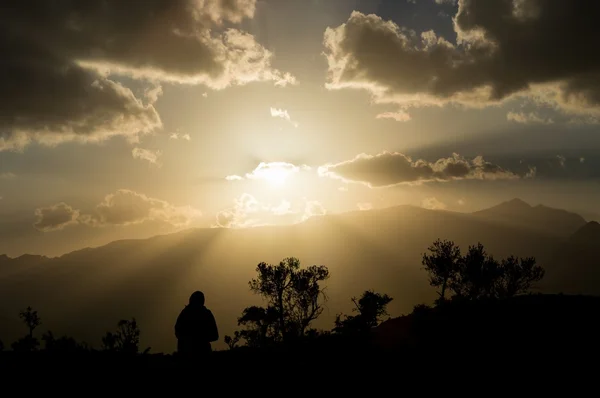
[0,199,586,262]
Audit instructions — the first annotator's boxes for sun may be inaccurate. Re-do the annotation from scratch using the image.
[248,162,299,188]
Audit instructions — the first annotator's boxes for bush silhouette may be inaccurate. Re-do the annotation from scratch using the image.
[102,318,141,354]
[333,290,393,335]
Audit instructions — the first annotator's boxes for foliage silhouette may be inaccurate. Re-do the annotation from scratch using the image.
[239,257,330,345]
[334,290,393,335]
[10,306,42,352]
[422,240,545,302]
[0,241,579,366]
[235,305,280,348]
[11,335,40,352]
[421,239,462,302]
[102,318,141,354]
[19,306,41,338]
[497,256,545,298]
[42,331,86,353]
[224,331,241,350]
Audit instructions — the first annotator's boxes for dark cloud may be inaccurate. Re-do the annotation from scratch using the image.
[34,189,202,232]
[33,203,80,232]
[324,1,600,119]
[0,0,294,151]
[318,151,520,187]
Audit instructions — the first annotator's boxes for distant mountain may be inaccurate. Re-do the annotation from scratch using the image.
[573,210,600,223]
[0,200,593,354]
[544,221,600,295]
[568,221,600,246]
[472,198,587,237]
[0,254,49,276]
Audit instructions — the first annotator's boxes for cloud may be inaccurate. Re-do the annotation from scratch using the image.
[82,189,201,227]
[170,132,191,141]
[132,147,162,166]
[34,189,201,232]
[1,0,295,152]
[302,201,327,221]
[214,194,325,228]
[357,202,373,211]
[33,203,81,232]
[270,107,299,128]
[318,151,520,187]
[376,111,411,122]
[0,172,16,180]
[323,3,600,121]
[507,111,553,124]
[225,162,310,183]
[421,197,447,210]
[214,193,292,228]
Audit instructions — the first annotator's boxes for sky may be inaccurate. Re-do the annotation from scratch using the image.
[1,0,600,257]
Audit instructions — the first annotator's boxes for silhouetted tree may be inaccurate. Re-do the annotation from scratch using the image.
[496,256,545,298]
[422,240,546,302]
[451,243,501,300]
[19,306,41,338]
[247,257,330,342]
[11,306,42,352]
[102,318,140,354]
[235,305,280,348]
[422,239,462,302]
[334,290,393,334]
[224,331,241,350]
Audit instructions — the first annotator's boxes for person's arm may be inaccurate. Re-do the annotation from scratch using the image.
[207,310,219,342]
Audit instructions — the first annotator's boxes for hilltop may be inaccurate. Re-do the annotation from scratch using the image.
[0,199,597,353]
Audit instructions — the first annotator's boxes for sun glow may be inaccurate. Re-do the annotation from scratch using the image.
[246,162,300,188]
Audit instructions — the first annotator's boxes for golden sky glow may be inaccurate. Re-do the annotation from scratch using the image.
[1,0,600,257]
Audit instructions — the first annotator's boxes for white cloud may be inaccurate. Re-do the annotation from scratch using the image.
[225,162,310,184]
[270,107,299,128]
[170,132,192,141]
[507,111,554,124]
[302,200,327,221]
[422,197,447,210]
[376,110,412,122]
[214,194,325,228]
[132,147,162,166]
[357,202,373,211]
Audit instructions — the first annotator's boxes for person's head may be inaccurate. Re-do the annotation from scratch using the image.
[189,290,205,306]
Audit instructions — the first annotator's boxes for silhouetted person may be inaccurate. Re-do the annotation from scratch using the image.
[175,291,218,358]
